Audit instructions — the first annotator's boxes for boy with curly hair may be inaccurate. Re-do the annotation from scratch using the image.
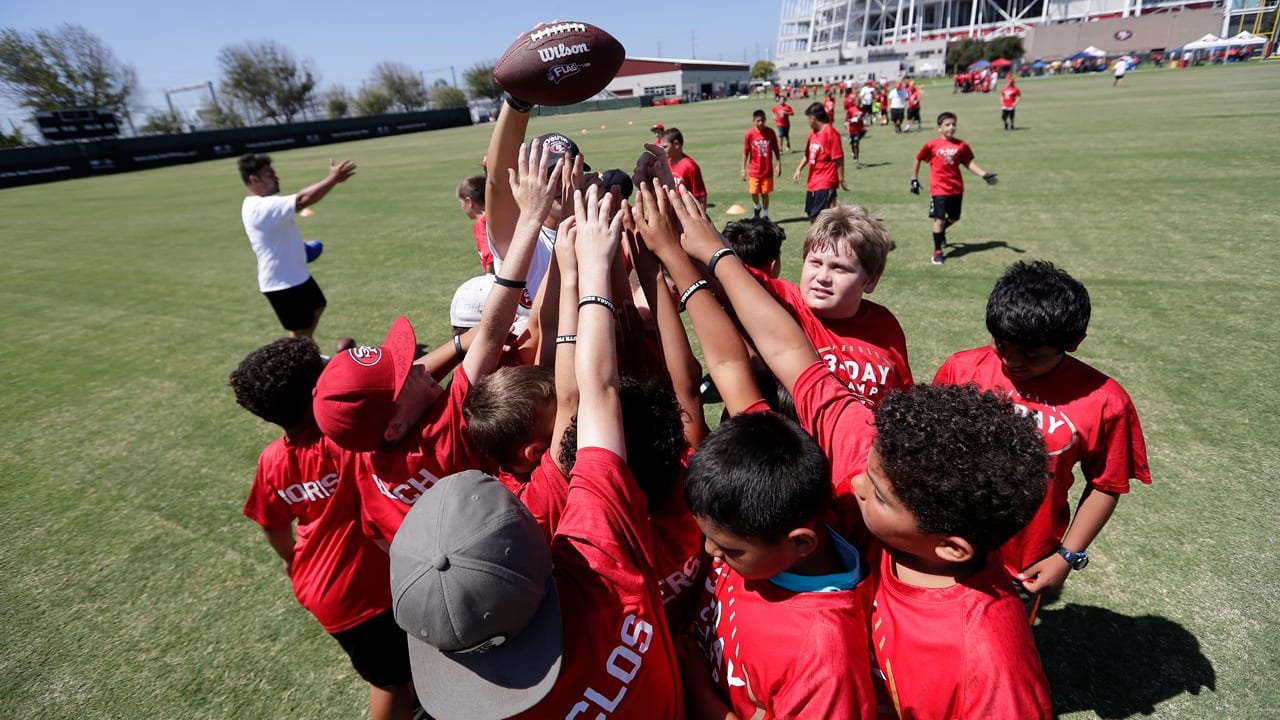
[934,260,1151,605]
[230,338,415,720]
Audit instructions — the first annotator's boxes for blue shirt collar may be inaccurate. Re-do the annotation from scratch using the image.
[769,526,864,593]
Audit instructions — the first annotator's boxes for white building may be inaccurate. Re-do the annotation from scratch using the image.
[604,57,752,101]
[773,0,1231,82]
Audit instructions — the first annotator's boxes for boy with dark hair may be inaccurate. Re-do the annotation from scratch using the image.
[681,411,876,720]
[846,99,867,168]
[721,217,786,278]
[666,187,1054,719]
[934,260,1151,602]
[456,174,492,274]
[230,338,415,720]
[741,109,782,219]
[660,127,708,208]
[771,98,794,152]
[387,185,684,720]
[238,153,356,338]
[793,102,847,221]
[1000,77,1022,131]
[909,111,998,265]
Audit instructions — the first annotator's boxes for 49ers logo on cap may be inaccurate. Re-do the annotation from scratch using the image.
[542,135,569,153]
[349,346,383,367]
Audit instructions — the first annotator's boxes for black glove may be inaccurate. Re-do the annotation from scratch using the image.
[910,178,921,195]
[983,172,999,186]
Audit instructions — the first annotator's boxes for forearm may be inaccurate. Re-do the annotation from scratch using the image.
[295,174,340,210]
[575,253,622,453]
[423,327,477,381]
[484,101,532,259]
[1061,487,1120,552]
[464,216,542,380]
[911,158,922,179]
[653,266,708,446]
[966,160,989,177]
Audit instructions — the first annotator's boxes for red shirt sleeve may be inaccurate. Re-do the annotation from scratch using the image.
[791,361,876,484]
[1082,382,1152,492]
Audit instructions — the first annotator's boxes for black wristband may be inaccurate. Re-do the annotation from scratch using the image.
[555,334,577,344]
[452,334,465,361]
[578,295,617,315]
[504,93,533,113]
[492,275,526,289]
[706,247,735,278]
[678,279,711,312]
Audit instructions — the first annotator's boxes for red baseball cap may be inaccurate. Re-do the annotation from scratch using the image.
[313,316,417,452]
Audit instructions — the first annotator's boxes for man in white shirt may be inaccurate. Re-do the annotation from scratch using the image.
[239,154,356,338]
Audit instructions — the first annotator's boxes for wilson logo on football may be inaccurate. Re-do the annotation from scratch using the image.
[537,42,590,64]
[349,346,383,367]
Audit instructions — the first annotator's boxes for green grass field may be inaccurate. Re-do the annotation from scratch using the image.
[1,62,1277,719]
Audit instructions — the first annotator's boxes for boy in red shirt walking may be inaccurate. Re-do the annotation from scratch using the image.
[660,127,708,208]
[793,102,847,222]
[1001,77,1022,130]
[772,99,794,152]
[909,111,998,265]
[741,109,782,219]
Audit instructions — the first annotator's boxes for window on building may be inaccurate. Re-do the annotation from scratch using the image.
[643,84,677,97]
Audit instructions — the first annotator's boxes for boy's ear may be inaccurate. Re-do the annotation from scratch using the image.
[863,273,882,294]
[787,526,821,559]
[934,535,976,565]
[521,440,549,466]
[1065,333,1086,353]
[767,258,782,279]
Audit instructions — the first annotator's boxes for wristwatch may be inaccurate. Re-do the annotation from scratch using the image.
[1056,545,1089,570]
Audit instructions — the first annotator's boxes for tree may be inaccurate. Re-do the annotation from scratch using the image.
[462,62,501,100]
[946,39,986,73]
[197,102,245,129]
[217,40,317,124]
[323,86,350,119]
[353,85,393,116]
[985,36,1025,61]
[368,62,427,112]
[431,84,467,109]
[0,123,26,149]
[751,61,777,81]
[0,24,137,114]
[140,110,185,135]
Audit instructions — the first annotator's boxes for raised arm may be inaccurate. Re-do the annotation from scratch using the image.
[548,215,581,474]
[668,186,818,394]
[295,159,356,210]
[572,186,627,456]
[462,142,561,382]
[483,97,534,260]
[636,180,764,416]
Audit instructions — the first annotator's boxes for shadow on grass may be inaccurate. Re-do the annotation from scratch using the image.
[943,240,1026,260]
[853,161,893,169]
[1035,604,1216,718]
[775,216,812,225]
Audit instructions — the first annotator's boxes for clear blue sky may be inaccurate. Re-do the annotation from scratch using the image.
[2,0,781,123]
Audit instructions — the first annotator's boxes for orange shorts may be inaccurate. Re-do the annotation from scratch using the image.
[747,176,774,195]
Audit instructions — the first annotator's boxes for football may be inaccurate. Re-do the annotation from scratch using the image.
[494,21,626,107]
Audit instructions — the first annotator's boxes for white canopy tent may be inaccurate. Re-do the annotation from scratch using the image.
[1224,31,1267,47]
[1082,46,1108,57]
[1183,34,1223,50]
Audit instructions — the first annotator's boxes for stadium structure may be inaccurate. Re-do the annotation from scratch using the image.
[772,0,1264,82]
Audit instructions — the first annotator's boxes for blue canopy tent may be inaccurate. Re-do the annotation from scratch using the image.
[1030,60,1049,68]
[1066,51,1093,61]
[968,59,992,70]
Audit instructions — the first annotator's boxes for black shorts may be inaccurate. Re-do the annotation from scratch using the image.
[1002,108,1016,119]
[805,189,839,218]
[778,125,790,138]
[907,107,921,121]
[330,610,413,688]
[263,276,326,331]
[890,108,905,122]
[860,103,873,115]
[848,131,865,143]
[929,194,964,221]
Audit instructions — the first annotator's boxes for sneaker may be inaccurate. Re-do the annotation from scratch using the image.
[753,207,761,219]
[931,251,945,265]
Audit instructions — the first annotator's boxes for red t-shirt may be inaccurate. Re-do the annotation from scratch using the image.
[772,104,793,128]
[752,268,913,409]
[846,106,866,136]
[805,124,845,191]
[670,155,708,201]
[823,97,836,119]
[1000,86,1021,110]
[648,476,705,632]
[843,93,857,119]
[867,544,1053,719]
[510,448,685,720]
[791,361,877,545]
[473,214,492,269]
[498,450,572,544]
[355,366,488,545]
[242,430,391,633]
[690,558,876,719]
[933,346,1151,574]
[907,87,921,109]
[915,136,974,196]
[743,126,781,179]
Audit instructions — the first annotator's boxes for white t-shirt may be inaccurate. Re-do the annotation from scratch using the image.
[242,194,310,292]
[858,86,875,106]
[489,224,556,302]
[1114,60,1128,76]
[889,88,908,109]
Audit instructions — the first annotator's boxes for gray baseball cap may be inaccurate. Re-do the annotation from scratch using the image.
[390,470,562,720]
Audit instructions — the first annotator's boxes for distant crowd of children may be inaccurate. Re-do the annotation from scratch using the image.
[232,77,1149,719]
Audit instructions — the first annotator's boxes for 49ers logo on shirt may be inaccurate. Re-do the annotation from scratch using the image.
[519,288,533,310]
[348,346,383,367]
[934,145,962,166]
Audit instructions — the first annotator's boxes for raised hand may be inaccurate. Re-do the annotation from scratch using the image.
[573,184,626,273]
[508,141,564,226]
[329,159,357,182]
[665,185,725,259]
[633,179,681,259]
